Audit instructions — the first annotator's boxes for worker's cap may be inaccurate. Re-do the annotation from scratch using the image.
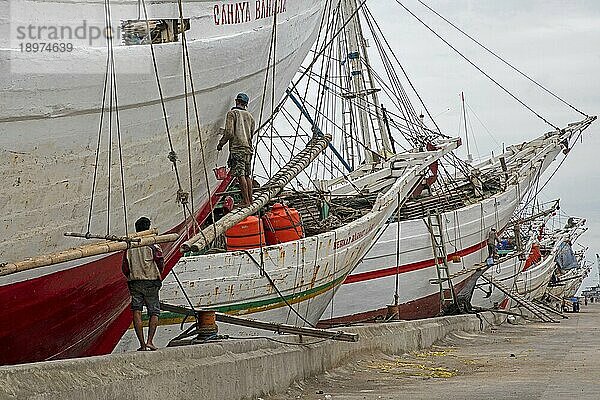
[236,93,249,104]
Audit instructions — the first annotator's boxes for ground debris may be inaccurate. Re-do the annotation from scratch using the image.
[367,359,458,379]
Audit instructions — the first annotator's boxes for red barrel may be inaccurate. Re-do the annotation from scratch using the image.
[263,203,304,245]
[225,216,266,251]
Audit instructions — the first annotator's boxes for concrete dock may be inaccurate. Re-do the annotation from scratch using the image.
[268,304,600,400]
[0,313,501,400]
[2,305,598,399]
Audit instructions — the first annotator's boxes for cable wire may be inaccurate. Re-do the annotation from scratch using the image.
[416,0,589,118]
[394,0,560,131]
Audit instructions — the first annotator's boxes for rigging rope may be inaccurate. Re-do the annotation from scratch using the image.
[269,0,279,178]
[252,1,282,180]
[290,0,337,170]
[243,250,316,328]
[519,138,576,212]
[253,0,368,134]
[86,0,128,237]
[394,192,401,306]
[107,0,129,237]
[416,0,589,118]
[106,6,114,234]
[141,0,194,235]
[86,34,110,234]
[179,5,195,238]
[394,0,560,131]
[363,5,444,140]
[177,0,218,241]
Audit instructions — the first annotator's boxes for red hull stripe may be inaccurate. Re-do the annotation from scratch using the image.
[498,297,510,310]
[343,240,486,284]
[318,278,471,326]
[0,178,232,366]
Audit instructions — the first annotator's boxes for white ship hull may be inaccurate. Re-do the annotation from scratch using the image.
[321,122,592,323]
[471,254,523,310]
[116,139,460,350]
[516,253,557,301]
[323,179,523,321]
[0,0,327,364]
[516,221,586,302]
[1,0,325,264]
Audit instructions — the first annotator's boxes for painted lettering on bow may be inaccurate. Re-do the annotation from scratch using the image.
[213,0,287,25]
[334,225,374,250]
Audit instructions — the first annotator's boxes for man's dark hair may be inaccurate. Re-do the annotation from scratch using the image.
[135,217,151,232]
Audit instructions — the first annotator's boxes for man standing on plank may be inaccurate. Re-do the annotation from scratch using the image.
[217,93,256,206]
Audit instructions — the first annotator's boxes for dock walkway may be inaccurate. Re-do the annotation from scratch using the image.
[0,313,501,400]
[268,304,600,400]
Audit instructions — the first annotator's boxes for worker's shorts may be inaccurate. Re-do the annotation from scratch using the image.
[228,152,252,177]
[487,243,496,257]
[128,280,162,316]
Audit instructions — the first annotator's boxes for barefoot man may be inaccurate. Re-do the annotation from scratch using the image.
[217,93,256,205]
[122,217,164,351]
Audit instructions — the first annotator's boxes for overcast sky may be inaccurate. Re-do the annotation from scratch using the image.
[368,0,600,289]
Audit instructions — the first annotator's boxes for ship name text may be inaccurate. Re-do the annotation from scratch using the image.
[214,0,288,25]
[334,225,374,250]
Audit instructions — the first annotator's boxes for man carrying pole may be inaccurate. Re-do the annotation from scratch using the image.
[122,217,164,351]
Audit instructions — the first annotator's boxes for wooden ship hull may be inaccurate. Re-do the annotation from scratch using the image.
[0,0,326,365]
[116,140,460,350]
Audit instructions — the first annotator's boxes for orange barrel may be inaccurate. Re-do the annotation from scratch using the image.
[263,203,304,245]
[225,216,266,251]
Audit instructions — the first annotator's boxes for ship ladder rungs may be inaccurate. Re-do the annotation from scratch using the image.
[479,275,558,323]
[533,293,568,319]
[160,302,359,344]
[426,211,457,306]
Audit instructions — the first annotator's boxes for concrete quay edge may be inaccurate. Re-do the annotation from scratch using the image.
[0,312,505,400]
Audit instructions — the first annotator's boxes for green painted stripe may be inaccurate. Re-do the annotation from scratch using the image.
[147,274,346,323]
[213,274,345,313]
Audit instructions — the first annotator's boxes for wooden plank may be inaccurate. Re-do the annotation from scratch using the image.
[217,313,359,342]
[160,302,359,343]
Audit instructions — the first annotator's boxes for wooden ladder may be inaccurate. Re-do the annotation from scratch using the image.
[426,210,457,311]
[479,274,558,323]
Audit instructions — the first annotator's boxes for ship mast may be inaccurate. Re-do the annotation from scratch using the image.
[461,92,473,163]
[339,0,392,163]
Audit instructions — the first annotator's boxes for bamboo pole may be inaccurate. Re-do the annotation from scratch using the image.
[0,230,179,277]
[64,231,142,243]
[181,134,332,253]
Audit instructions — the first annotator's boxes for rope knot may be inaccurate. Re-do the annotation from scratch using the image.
[168,151,178,163]
[177,189,189,205]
